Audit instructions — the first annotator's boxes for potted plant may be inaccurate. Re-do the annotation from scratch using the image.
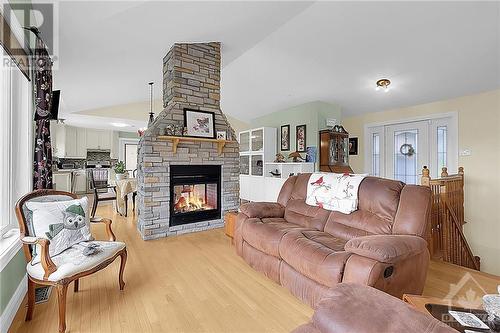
[114,161,128,181]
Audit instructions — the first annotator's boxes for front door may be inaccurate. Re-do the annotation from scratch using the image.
[385,121,429,185]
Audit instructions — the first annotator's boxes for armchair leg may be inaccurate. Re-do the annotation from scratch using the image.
[56,284,68,333]
[119,249,127,290]
[74,279,79,292]
[25,278,35,321]
[132,192,137,211]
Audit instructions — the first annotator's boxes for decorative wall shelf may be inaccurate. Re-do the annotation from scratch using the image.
[157,136,236,156]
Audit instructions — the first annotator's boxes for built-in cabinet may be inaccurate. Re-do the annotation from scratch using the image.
[239,127,277,201]
[51,123,118,159]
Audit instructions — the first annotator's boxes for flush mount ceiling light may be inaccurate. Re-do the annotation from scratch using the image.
[111,122,130,128]
[375,78,391,92]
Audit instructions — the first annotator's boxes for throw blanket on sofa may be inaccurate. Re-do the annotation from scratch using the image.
[305,173,367,214]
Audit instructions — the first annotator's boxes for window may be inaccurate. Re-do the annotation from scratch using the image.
[372,133,380,176]
[437,126,447,176]
[0,46,32,235]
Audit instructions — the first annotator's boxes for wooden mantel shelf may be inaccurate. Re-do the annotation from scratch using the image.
[157,136,236,156]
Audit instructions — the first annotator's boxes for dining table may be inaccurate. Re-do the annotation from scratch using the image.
[114,177,137,216]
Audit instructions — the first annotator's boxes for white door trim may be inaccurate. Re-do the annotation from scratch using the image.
[364,111,459,178]
[118,138,140,163]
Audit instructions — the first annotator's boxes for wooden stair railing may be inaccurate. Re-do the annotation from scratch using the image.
[421,166,480,270]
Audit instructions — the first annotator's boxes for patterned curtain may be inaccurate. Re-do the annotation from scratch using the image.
[33,37,53,190]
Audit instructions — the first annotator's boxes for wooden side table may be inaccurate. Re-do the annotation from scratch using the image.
[224,211,238,244]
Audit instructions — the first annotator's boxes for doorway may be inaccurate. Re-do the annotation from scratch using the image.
[364,113,458,183]
[119,138,140,176]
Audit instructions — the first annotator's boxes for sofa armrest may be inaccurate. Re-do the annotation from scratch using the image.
[21,236,57,279]
[345,235,427,264]
[239,202,285,219]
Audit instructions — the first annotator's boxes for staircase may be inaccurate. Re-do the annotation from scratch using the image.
[421,166,480,270]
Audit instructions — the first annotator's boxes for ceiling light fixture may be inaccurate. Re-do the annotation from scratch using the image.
[111,122,130,128]
[147,81,155,127]
[375,78,391,92]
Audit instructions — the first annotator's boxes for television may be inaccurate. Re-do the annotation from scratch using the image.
[50,90,60,120]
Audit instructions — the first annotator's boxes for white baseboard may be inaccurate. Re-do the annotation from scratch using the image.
[0,274,27,333]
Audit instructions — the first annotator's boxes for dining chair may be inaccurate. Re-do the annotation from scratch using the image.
[88,169,116,217]
[15,189,127,333]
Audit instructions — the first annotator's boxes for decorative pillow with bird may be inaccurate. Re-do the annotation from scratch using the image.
[25,197,93,264]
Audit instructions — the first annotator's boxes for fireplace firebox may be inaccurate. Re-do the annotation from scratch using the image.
[169,165,221,227]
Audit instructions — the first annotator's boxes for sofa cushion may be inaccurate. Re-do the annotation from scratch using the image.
[284,200,331,230]
[241,218,307,257]
[279,230,351,287]
[324,177,404,240]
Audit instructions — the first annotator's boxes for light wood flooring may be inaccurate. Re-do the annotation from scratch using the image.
[9,204,500,333]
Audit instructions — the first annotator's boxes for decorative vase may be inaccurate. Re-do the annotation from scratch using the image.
[116,173,128,181]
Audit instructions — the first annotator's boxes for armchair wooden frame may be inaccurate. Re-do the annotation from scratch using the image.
[15,189,127,333]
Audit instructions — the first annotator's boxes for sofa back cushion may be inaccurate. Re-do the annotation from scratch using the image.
[324,177,404,240]
[278,174,330,230]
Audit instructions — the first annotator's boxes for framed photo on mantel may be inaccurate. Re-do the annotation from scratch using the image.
[183,108,216,139]
[281,125,290,151]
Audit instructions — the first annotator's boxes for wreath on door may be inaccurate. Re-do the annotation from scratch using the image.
[399,143,415,157]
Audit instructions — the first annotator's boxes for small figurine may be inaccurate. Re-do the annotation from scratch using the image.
[274,153,285,163]
[269,169,281,177]
[288,151,305,162]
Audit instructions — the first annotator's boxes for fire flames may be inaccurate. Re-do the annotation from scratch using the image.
[173,185,213,213]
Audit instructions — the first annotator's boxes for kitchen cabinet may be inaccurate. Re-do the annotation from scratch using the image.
[86,129,113,150]
[53,172,72,192]
[51,124,87,158]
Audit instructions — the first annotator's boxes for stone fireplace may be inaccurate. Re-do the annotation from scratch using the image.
[136,42,240,240]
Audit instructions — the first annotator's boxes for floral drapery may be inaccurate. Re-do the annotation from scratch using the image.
[33,36,53,190]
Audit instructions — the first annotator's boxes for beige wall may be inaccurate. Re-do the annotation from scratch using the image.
[343,89,500,275]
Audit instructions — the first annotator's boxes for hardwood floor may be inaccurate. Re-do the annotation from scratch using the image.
[9,204,500,333]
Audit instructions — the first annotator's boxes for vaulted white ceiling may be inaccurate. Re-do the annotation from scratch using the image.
[54,1,499,124]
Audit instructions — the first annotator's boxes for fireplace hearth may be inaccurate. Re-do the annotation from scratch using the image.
[170,165,221,227]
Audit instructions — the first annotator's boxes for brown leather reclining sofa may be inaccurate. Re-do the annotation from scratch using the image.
[235,174,431,308]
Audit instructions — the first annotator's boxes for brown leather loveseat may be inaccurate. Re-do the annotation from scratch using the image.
[235,174,431,308]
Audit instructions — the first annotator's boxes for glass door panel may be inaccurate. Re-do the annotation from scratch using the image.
[240,155,249,175]
[385,121,428,185]
[251,154,263,176]
[251,129,263,151]
[239,132,250,152]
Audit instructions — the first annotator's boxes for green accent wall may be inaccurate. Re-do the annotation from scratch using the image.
[0,249,26,316]
[250,101,342,162]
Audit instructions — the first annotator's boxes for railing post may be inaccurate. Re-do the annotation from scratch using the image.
[421,166,431,187]
[441,167,449,177]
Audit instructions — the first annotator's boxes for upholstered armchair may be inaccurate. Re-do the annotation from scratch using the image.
[15,190,127,333]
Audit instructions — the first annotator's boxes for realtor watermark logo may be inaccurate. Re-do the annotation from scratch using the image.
[2,2,59,68]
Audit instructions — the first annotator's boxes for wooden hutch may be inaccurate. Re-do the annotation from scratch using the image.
[319,125,353,173]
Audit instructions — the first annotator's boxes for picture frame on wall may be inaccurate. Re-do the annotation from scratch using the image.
[296,124,306,152]
[216,131,227,140]
[183,108,216,139]
[281,125,290,151]
[349,137,358,155]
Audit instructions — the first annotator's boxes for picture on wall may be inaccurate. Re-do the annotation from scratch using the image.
[349,137,358,155]
[183,108,216,139]
[296,124,306,152]
[281,125,290,151]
